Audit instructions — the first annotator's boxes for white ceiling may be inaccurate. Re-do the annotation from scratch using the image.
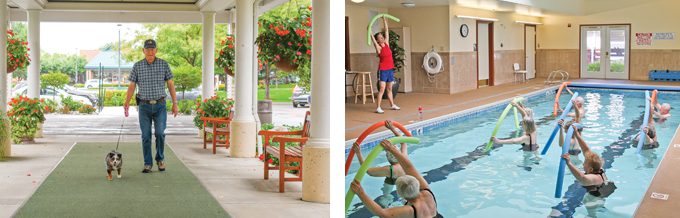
[346,0,663,16]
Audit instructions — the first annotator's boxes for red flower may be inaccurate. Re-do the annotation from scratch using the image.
[308,6,312,11]
[258,154,265,160]
[288,42,292,46]
[306,50,311,55]
[267,159,273,164]
[228,44,234,49]
[296,51,302,56]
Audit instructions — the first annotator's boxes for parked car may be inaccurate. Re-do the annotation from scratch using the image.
[63,85,99,106]
[293,93,310,108]
[13,86,95,106]
[84,79,99,89]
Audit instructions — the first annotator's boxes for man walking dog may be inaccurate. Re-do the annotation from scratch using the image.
[124,39,179,173]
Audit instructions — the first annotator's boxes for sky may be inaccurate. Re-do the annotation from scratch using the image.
[38,22,145,54]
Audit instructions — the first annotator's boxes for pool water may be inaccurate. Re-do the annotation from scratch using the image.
[345,88,680,218]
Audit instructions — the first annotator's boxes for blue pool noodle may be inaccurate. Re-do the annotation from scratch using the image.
[541,92,580,155]
[637,91,651,154]
[555,123,582,198]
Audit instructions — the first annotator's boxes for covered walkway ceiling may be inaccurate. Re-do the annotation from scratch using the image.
[6,0,288,23]
[347,0,663,16]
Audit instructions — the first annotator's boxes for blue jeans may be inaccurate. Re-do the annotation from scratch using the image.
[138,101,167,166]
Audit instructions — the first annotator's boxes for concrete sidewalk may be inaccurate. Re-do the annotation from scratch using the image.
[43,103,308,135]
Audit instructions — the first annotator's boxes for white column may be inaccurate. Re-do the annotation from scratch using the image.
[230,0,257,158]
[27,10,40,99]
[201,11,216,99]
[302,0,331,203]
[226,11,235,99]
[0,0,10,157]
[251,6,261,151]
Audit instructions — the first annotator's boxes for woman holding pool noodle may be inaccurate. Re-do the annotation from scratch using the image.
[369,14,401,114]
[561,124,617,217]
[348,137,442,217]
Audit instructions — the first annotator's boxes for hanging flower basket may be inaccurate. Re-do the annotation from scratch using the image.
[224,67,234,77]
[7,65,17,73]
[7,29,30,74]
[274,57,299,72]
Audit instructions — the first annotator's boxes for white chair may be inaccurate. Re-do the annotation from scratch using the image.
[513,63,527,83]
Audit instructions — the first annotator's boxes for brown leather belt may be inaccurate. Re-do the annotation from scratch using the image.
[137,97,165,105]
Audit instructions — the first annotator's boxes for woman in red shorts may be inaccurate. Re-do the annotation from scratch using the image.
[370,16,400,114]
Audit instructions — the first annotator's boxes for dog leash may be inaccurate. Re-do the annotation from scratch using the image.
[115,118,125,151]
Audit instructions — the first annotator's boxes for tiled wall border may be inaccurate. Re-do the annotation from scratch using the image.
[345,85,560,155]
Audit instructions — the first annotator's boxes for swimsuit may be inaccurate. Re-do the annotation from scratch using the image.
[384,165,396,185]
[406,189,443,218]
[521,135,539,152]
[582,170,617,198]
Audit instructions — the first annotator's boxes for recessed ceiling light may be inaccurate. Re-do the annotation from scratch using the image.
[351,0,365,3]
[402,2,416,7]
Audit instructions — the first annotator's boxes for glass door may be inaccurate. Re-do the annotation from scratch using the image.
[606,26,629,79]
[580,25,630,79]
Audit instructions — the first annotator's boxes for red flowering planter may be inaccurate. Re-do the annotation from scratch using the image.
[6,29,30,74]
[274,57,299,72]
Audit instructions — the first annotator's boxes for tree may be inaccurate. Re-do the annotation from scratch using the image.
[40,53,87,80]
[172,65,201,99]
[41,72,70,90]
[121,24,227,69]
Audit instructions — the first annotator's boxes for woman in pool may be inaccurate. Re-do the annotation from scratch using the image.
[352,121,408,186]
[563,124,616,217]
[634,104,660,150]
[564,88,586,123]
[351,140,441,218]
[371,16,400,114]
[652,96,671,123]
[491,102,541,161]
[558,119,584,166]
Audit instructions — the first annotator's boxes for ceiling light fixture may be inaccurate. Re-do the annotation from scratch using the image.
[456,15,499,22]
[351,0,365,3]
[401,2,416,7]
[515,21,542,25]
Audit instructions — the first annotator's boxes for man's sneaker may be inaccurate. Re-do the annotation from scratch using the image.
[391,105,401,110]
[157,161,166,172]
[376,107,384,114]
[142,165,152,173]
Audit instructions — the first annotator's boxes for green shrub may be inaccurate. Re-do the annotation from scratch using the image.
[103,90,136,106]
[74,83,84,88]
[165,99,195,115]
[61,95,84,112]
[218,84,226,90]
[587,62,601,72]
[611,62,625,72]
[78,104,97,114]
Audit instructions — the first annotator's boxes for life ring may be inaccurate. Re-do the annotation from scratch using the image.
[422,50,443,76]
[345,136,421,213]
[345,120,412,175]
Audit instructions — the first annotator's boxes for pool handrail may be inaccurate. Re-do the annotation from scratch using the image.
[553,82,572,116]
[555,123,582,198]
[345,136,421,213]
[637,91,651,154]
[367,13,400,46]
[345,120,412,175]
[541,92,580,155]
[485,97,524,152]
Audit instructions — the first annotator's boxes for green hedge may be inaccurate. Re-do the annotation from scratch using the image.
[587,61,624,72]
[103,90,136,106]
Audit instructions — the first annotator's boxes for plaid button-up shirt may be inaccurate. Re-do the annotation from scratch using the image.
[129,57,173,100]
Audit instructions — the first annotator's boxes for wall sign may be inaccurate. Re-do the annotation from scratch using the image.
[654,32,675,40]
[636,33,653,46]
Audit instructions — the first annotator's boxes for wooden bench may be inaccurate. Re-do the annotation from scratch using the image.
[259,111,310,192]
[201,110,234,154]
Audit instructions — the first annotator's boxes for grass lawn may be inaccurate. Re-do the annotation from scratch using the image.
[216,83,295,102]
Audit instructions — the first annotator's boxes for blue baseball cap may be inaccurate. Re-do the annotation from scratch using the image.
[144,39,157,49]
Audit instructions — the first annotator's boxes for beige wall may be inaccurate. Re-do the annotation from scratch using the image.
[388,6,450,53]
[538,0,680,50]
[346,4,388,54]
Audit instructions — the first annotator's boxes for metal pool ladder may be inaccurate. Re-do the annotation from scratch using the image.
[545,70,569,85]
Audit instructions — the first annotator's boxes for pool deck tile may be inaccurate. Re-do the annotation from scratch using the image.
[635,124,680,218]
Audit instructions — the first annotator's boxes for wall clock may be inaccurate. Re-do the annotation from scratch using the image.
[460,24,469,38]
